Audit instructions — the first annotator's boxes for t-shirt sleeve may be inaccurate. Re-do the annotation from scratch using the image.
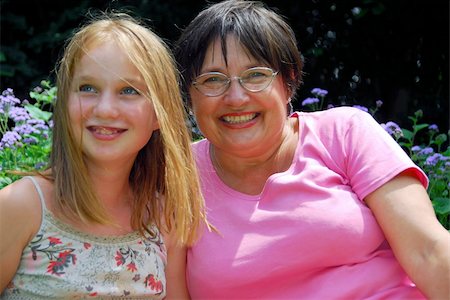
[341,108,428,200]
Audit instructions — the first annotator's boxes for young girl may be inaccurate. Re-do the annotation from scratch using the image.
[0,13,206,298]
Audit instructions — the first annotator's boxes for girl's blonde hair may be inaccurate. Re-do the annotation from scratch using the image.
[52,12,206,245]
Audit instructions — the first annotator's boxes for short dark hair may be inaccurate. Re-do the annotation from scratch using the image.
[174,0,304,104]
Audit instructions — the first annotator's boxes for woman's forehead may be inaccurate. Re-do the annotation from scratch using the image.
[203,35,255,66]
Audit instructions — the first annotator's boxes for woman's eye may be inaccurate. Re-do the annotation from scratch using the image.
[202,76,227,86]
[79,84,96,93]
[247,71,266,78]
[122,87,139,95]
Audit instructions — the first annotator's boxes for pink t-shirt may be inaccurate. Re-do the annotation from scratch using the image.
[187,107,428,299]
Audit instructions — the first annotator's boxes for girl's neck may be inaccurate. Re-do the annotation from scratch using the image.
[87,162,133,206]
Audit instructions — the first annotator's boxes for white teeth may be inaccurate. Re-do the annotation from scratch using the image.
[222,113,256,124]
[94,127,119,135]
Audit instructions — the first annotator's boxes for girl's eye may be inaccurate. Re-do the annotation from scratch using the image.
[79,85,96,93]
[122,87,139,95]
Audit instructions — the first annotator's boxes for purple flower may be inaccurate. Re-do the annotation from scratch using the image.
[327,104,334,109]
[428,124,439,132]
[0,88,21,111]
[381,121,403,138]
[34,162,47,169]
[411,145,422,152]
[424,153,445,166]
[27,119,49,133]
[302,97,320,106]
[9,106,30,122]
[27,119,45,125]
[23,136,39,144]
[352,105,368,112]
[0,131,22,149]
[311,88,328,97]
[418,147,434,156]
[14,124,40,135]
[375,100,383,108]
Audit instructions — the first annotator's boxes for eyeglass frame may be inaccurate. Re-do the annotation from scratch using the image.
[192,67,279,97]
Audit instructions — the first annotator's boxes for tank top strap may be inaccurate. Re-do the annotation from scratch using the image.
[26,176,47,214]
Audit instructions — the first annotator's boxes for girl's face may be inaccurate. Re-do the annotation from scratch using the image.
[68,41,159,168]
[189,35,290,158]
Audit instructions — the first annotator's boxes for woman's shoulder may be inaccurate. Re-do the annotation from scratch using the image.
[298,106,368,120]
[296,106,376,130]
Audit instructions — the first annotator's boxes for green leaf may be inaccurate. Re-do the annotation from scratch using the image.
[435,133,448,144]
[25,104,52,122]
[412,123,428,132]
[401,128,413,140]
[0,176,13,189]
[432,197,450,215]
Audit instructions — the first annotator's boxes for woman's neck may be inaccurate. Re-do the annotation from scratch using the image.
[210,117,299,195]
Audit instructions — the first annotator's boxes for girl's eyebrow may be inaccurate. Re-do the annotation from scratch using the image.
[74,74,145,85]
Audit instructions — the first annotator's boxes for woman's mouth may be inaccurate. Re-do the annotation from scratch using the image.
[221,113,258,124]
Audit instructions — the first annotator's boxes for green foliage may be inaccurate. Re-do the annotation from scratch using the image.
[395,111,450,229]
[0,81,54,188]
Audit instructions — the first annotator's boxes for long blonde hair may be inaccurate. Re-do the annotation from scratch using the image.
[52,12,206,245]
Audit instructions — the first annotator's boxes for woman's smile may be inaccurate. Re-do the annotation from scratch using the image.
[220,112,259,125]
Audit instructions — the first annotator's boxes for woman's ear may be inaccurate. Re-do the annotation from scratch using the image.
[286,98,294,116]
[152,119,160,131]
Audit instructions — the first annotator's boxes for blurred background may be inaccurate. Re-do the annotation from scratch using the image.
[1,0,448,132]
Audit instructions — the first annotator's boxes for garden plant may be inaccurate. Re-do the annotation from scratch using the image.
[0,84,449,230]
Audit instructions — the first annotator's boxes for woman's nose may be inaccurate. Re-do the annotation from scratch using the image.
[222,79,250,106]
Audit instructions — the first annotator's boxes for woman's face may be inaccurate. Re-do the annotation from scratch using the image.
[68,41,159,169]
[189,35,290,158]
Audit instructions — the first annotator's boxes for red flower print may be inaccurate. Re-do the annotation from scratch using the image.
[127,262,137,272]
[46,250,76,276]
[115,251,125,266]
[83,242,91,249]
[48,237,62,246]
[144,274,163,292]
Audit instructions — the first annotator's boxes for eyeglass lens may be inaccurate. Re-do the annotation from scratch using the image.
[193,67,277,96]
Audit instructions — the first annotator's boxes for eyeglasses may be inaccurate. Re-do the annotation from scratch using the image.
[192,67,279,97]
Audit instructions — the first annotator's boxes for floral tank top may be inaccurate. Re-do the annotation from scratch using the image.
[1,177,167,299]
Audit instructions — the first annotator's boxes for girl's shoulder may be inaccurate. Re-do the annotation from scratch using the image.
[0,176,44,217]
[0,177,45,265]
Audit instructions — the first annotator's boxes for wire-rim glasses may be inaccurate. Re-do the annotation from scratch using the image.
[192,67,279,97]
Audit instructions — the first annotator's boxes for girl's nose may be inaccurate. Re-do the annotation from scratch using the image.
[93,92,120,119]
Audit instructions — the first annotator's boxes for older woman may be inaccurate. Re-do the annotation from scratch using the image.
[174,0,450,299]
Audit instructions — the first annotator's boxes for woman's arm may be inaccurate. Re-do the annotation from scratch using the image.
[0,178,41,292]
[365,171,450,299]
